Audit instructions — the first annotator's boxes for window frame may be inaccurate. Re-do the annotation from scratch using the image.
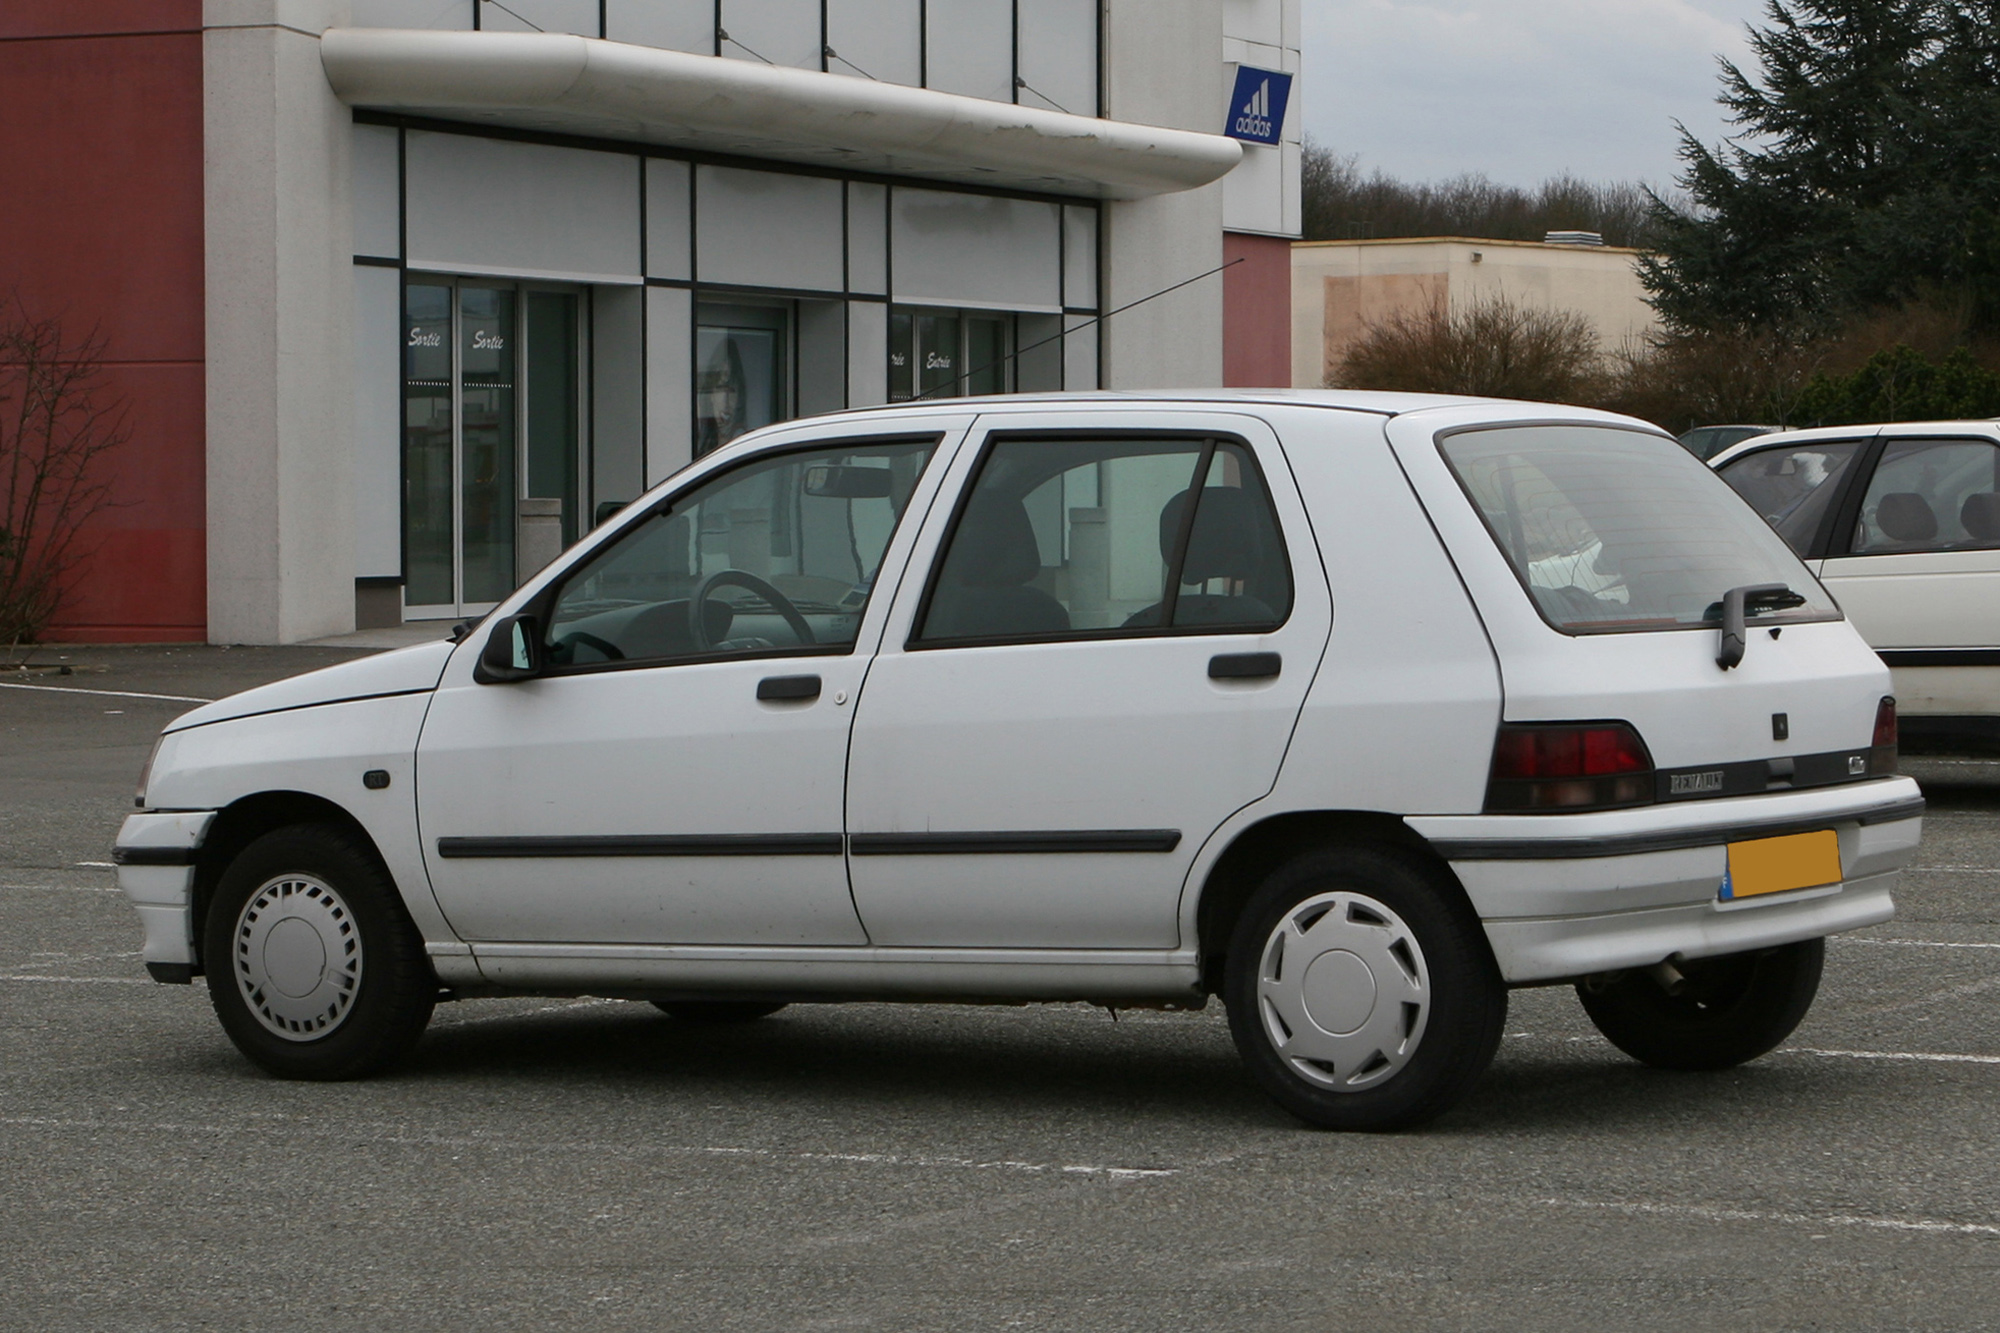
[904,427,1296,652]
[1833,433,2000,558]
[525,430,947,680]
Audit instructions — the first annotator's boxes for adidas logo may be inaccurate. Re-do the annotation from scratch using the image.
[1233,79,1274,140]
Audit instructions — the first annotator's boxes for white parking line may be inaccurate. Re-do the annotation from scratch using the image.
[0,1114,1176,1179]
[1783,1047,2000,1066]
[1539,1196,2000,1239]
[0,975,151,984]
[1836,937,2000,952]
[0,681,212,703]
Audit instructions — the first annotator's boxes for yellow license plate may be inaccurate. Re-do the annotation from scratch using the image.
[1722,830,1842,900]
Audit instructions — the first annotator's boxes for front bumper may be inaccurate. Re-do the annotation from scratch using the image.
[113,811,216,984]
[1406,777,1923,983]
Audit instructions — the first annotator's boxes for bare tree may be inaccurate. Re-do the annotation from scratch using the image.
[0,296,127,648]
[1334,293,1605,403]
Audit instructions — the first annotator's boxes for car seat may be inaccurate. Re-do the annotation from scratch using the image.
[1961,492,2000,545]
[1874,492,1939,547]
[1124,487,1282,628]
[922,494,1070,639]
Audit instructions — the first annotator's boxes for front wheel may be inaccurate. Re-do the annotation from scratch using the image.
[1576,939,1823,1071]
[1224,846,1506,1132]
[203,824,436,1080]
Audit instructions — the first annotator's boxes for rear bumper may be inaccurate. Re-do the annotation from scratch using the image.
[1406,778,1922,983]
[113,811,216,983]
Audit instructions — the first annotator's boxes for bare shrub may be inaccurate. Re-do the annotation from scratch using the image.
[1333,294,1606,403]
[0,296,127,647]
[1597,328,1826,433]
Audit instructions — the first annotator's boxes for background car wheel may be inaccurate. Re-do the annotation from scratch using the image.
[650,1001,789,1023]
[1576,939,1823,1071]
[1224,845,1506,1132]
[203,823,436,1080]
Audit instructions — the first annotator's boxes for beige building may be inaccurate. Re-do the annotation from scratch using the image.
[1291,236,1659,389]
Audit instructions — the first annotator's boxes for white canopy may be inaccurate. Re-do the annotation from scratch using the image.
[320,29,1242,200]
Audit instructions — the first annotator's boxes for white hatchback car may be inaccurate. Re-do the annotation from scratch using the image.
[1713,422,2000,755]
[118,392,1922,1130]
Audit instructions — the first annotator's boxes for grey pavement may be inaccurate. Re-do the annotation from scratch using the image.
[3,646,1999,1330]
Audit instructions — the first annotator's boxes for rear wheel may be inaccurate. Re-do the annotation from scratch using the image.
[1224,845,1506,1131]
[203,824,436,1080]
[1576,940,1823,1070]
[651,1001,789,1023]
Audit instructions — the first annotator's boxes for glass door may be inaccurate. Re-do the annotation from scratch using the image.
[887,306,1011,402]
[403,279,583,618]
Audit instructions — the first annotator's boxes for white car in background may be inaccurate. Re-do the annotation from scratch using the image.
[1714,423,2000,753]
[116,392,1921,1131]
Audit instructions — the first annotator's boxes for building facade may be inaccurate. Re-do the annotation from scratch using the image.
[1292,236,1659,391]
[0,0,1297,644]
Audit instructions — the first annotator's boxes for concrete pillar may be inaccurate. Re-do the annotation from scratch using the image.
[203,0,356,643]
[1099,0,1226,390]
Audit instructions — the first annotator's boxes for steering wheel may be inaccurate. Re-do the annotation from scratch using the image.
[688,570,816,651]
[551,630,625,662]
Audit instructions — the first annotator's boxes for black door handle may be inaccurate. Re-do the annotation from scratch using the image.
[756,673,822,702]
[1209,652,1281,680]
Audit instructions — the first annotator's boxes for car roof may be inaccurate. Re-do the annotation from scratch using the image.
[779,387,1649,424]
[1708,419,2000,468]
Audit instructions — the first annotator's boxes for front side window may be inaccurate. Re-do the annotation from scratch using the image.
[545,439,937,668]
[1851,437,2000,554]
[1716,439,1863,556]
[915,436,1291,644]
[1440,425,1839,633]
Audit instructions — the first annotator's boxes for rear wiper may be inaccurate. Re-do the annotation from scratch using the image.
[1714,583,1807,670]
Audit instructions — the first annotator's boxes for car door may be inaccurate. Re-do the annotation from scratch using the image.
[415,428,960,946]
[842,410,1333,949]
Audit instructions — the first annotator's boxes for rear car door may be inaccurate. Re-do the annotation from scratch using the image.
[842,410,1332,948]
[1813,429,2000,741]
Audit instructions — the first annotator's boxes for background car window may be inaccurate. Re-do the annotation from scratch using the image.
[1716,440,1863,555]
[917,437,1291,642]
[546,441,935,666]
[1851,438,2000,554]
[1441,425,1839,633]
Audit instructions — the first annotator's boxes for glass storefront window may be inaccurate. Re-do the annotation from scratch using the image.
[888,306,1011,401]
[403,283,454,609]
[696,301,790,456]
[459,286,518,605]
[525,291,581,547]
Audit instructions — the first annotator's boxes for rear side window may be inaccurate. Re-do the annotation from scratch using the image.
[1440,424,1839,633]
[1716,439,1863,555]
[1851,437,2000,554]
[915,436,1292,645]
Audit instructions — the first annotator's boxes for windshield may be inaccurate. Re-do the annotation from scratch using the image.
[1439,424,1840,633]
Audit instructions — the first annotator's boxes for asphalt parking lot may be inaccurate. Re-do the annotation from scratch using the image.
[4,643,1999,1331]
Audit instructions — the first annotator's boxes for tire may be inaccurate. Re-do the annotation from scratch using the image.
[650,1001,789,1023]
[1224,845,1506,1132]
[203,823,436,1080]
[1576,939,1823,1071]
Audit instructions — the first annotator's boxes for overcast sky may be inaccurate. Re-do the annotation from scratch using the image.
[1301,0,1771,189]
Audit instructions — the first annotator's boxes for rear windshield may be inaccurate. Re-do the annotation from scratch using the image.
[1438,424,1840,634]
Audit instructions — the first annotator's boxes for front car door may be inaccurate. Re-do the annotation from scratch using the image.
[843,410,1333,949]
[416,428,959,948]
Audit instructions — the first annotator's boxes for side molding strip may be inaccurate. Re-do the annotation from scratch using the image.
[437,834,845,859]
[849,830,1182,855]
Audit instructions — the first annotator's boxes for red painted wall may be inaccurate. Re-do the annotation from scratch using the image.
[0,2,206,641]
[1222,231,1292,389]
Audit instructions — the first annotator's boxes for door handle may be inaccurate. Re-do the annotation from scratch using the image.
[756,673,823,702]
[1209,652,1281,680]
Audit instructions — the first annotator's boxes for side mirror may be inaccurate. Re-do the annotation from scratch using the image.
[473,613,544,684]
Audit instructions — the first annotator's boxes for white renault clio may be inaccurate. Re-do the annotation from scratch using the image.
[117,392,1921,1130]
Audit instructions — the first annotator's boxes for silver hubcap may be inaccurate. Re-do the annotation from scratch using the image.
[1257,890,1430,1091]
[233,874,362,1041]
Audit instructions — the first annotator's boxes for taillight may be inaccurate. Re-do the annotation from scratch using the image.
[1870,696,1897,774]
[1485,722,1656,813]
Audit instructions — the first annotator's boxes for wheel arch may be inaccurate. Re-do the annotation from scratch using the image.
[1193,809,1472,995]
[190,791,395,971]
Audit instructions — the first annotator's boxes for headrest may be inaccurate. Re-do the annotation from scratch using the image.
[1159,487,1267,585]
[1877,492,1938,544]
[1962,492,2000,541]
[947,494,1043,588]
